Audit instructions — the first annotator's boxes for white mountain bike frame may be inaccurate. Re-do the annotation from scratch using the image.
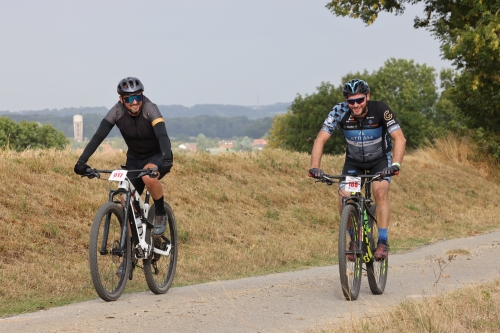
[108,169,171,259]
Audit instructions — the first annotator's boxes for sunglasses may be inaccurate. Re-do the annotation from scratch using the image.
[123,94,143,104]
[346,96,366,105]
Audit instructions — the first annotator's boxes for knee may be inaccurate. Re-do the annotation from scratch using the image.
[142,176,158,187]
[373,188,389,202]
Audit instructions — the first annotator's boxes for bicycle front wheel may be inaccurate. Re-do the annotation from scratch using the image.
[89,202,130,301]
[338,204,362,301]
[144,202,178,294]
[366,204,388,294]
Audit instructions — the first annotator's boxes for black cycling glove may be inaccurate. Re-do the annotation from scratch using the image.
[308,168,325,179]
[381,164,400,177]
[74,160,91,175]
[159,160,173,174]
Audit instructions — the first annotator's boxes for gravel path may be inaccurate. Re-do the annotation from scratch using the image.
[2,230,500,333]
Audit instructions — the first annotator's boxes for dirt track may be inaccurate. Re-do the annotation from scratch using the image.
[2,230,500,333]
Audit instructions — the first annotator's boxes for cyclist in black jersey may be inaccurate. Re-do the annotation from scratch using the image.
[74,77,173,236]
[309,79,406,259]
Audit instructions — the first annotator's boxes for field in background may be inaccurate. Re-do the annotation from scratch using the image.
[0,136,499,317]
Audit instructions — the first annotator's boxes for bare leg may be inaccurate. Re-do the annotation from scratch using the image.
[372,180,390,229]
[142,163,164,200]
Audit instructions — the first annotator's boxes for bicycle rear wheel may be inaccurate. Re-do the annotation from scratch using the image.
[366,204,388,294]
[144,202,178,294]
[338,204,362,301]
[89,202,130,301]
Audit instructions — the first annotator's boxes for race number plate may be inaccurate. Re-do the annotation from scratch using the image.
[109,170,128,181]
[345,176,361,192]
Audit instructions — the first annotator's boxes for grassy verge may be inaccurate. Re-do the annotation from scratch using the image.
[0,136,499,317]
[321,278,500,333]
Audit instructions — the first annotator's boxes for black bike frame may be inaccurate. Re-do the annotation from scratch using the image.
[339,174,379,263]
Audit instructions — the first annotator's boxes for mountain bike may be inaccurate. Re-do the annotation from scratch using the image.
[315,172,388,301]
[82,166,178,301]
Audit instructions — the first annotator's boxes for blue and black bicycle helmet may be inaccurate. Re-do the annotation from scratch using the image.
[117,77,144,95]
[342,79,370,98]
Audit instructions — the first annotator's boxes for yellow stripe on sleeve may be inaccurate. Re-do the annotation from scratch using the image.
[152,118,165,127]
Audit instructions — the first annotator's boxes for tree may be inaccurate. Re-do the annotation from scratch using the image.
[233,136,254,152]
[195,134,220,151]
[430,69,465,133]
[195,134,210,152]
[269,82,346,154]
[268,113,293,149]
[326,0,500,155]
[0,117,18,149]
[365,58,438,148]
[0,117,68,151]
[243,117,274,138]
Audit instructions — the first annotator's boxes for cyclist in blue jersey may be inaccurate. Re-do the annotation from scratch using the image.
[309,79,406,259]
[74,77,173,237]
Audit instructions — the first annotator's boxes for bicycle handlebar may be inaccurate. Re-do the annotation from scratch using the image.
[310,172,386,186]
[82,167,159,180]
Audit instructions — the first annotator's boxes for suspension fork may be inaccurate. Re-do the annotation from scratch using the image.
[99,189,131,256]
[98,189,118,255]
[346,196,371,263]
[356,196,365,250]
[362,200,376,263]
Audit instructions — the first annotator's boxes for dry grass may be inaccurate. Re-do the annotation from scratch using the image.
[324,278,500,333]
[0,135,499,317]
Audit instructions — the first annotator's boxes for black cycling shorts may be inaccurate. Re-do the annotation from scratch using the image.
[341,154,392,184]
[126,152,166,195]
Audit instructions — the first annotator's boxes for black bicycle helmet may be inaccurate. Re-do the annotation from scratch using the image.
[342,79,370,98]
[117,77,144,95]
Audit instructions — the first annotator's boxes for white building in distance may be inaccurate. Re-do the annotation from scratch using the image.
[73,115,83,142]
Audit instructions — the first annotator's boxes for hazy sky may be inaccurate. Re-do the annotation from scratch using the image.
[0,0,452,112]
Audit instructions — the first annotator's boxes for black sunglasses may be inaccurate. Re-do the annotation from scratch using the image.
[346,96,366,105]
[123,94,143,104]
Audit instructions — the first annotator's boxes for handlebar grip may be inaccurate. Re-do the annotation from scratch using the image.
[308,173,313,178]
[393,171,399,176]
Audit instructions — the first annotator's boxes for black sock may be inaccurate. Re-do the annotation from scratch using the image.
[153,196,166,216]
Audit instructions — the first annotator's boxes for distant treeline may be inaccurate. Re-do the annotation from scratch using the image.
[0,102,288,140]
[166,116,274,139]
[2,113,274,140]
[0,102,290,120]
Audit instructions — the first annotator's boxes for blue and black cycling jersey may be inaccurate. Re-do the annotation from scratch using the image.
[321,101,401,163]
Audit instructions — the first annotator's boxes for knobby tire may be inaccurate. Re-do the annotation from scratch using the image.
[338,204,362,301]
[89,202,131,302]
[143,202,178,294]
[366,204,388,294]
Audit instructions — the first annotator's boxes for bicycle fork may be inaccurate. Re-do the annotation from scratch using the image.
[352,197,375,264]
[362,202,377,263]
[362,218,373,263]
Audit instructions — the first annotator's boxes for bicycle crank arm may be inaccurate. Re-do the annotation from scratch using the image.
[153,244,172,256]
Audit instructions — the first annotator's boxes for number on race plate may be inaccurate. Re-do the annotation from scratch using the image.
[108,170,128,181]
[345,176,361,192]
